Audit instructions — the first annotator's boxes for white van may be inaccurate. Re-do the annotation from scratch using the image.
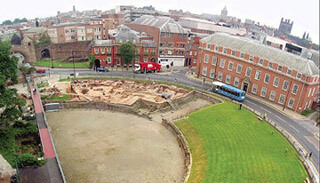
[158,59,173,69]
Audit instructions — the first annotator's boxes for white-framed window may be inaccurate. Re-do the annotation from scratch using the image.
[77,36,85,41]
[87,28,93,33]
[240,52,244,58]
[223,48,227,53]
[264,74,270,84]
[278,94,285,104]
[202,66,207,76]
[268,62,273,68]
[212,56,217,66]
[204,54,209,63]
[144,57,148,62]
[249,56,254,61]
[278,65,283,71]
[259,59,264,65]
[226,74,231,84]
[269,91,276,101]
[107,57,111,64]
[260,87,267,97]
[255,70,261,80]
[94,48,99,54]
[246,67,252,77]
[214,45,219,51]
[291,84,299,95]
[282,80,289,91]
[189,51,192,56]
[287,69,292,75]
[87,36,92,40]
[311,88,315,96]
[218,72,223,81]
[206,44,211,49]
[308,88,312,97]
[252,84,258,94]
[231,50,236,56]
[236,64,242,74]
[228,61,233,71]
[296,72,302,79]
[234,77,239,87]
[288,98,295,108]
[220,59,225,68]
[193,59,197,64]
[273,77,280,87]
[100,48,105,54]
[210,69,215,78]
[195,51,197,55]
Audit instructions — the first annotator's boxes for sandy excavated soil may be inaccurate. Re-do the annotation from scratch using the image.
[59,79,191,105]
[46,109,185,183]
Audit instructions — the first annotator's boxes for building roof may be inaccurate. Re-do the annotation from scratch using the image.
[202,33,319,76]
[92,40,113,47]
[300,48,320,68]
[132,15,188,34]
[111,25,140,43]
[24,27,47,34]
[53,22,88,27]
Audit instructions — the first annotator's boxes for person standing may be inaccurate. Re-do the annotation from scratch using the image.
[239,103,242,110]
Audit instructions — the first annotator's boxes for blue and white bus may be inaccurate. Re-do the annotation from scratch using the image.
[211,81,246,101]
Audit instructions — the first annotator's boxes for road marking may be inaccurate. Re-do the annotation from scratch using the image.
[287,123,300,133]
[246,101,256,105]
[260,107,272,113]
[275,115,286,123]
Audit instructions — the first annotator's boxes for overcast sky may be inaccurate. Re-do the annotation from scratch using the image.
[1,0,319,43]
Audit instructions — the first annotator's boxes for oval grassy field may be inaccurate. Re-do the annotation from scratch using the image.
[175,102,307,183]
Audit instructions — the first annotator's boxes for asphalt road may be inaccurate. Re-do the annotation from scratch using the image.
[37,67,320,175]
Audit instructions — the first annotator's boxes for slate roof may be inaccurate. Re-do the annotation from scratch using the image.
[92,40,113,47]
[132,15,188,34]
[202,33,319,75]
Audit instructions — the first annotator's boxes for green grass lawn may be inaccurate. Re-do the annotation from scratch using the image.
[35,59,89,68]
[175,102,307,183]
[42,94,70,101]
[37,82,49,88]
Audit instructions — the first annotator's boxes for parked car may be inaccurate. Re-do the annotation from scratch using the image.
[96,67,109,72]
[36,69,46,73]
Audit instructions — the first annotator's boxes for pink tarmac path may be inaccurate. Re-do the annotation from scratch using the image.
[39,128,56,159]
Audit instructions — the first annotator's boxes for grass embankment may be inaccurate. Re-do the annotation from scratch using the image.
[175,102,307,183]
[35,59,89,68]
[42,94,70,101]
[58,77,195,91]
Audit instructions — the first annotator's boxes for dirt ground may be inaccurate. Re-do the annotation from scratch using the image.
[47,109,184,183]
[46,97,212,183]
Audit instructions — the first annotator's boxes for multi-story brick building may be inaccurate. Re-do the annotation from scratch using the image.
[47,22,103,43]
[91,25,157,67]
[126,15,189,66]
[185,35,200,67]
[196,33,319,112]
[101,13,124,39]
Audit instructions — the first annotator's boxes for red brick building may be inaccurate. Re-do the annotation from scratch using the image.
[185,35,200,67]
[196,33,319,112]
[91,25,157,67]
[126,15,189,66]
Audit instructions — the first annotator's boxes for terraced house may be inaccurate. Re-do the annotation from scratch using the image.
[196,33,319,112]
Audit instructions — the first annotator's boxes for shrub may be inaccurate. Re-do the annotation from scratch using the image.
[301,109,315,116]
[18,153,38,167]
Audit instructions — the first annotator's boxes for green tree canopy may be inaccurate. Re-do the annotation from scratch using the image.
[119,42,135,68]
[11,34,21,45]
[87,54,96,69]
[2,20,12,25]
[34,33,51,46]
[0,40,24,126]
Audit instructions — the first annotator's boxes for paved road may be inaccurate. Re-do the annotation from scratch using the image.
[37,67,320,175]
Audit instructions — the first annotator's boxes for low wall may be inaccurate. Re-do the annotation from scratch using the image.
[194,90,222,104]
[161,118,192,183]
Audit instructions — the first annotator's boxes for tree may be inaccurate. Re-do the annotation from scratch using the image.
[20,18,27,22]
[2,20,12,25]
[13,18,20,24]
[19,65,36,85]
[11,34,21,45]
[87,54,96,69]
[34,33,51,46]
[119,42,135,70]
[0,40,24,126]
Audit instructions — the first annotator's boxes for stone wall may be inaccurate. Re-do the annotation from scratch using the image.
[161,118,191,183]
[34,41,92,61]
